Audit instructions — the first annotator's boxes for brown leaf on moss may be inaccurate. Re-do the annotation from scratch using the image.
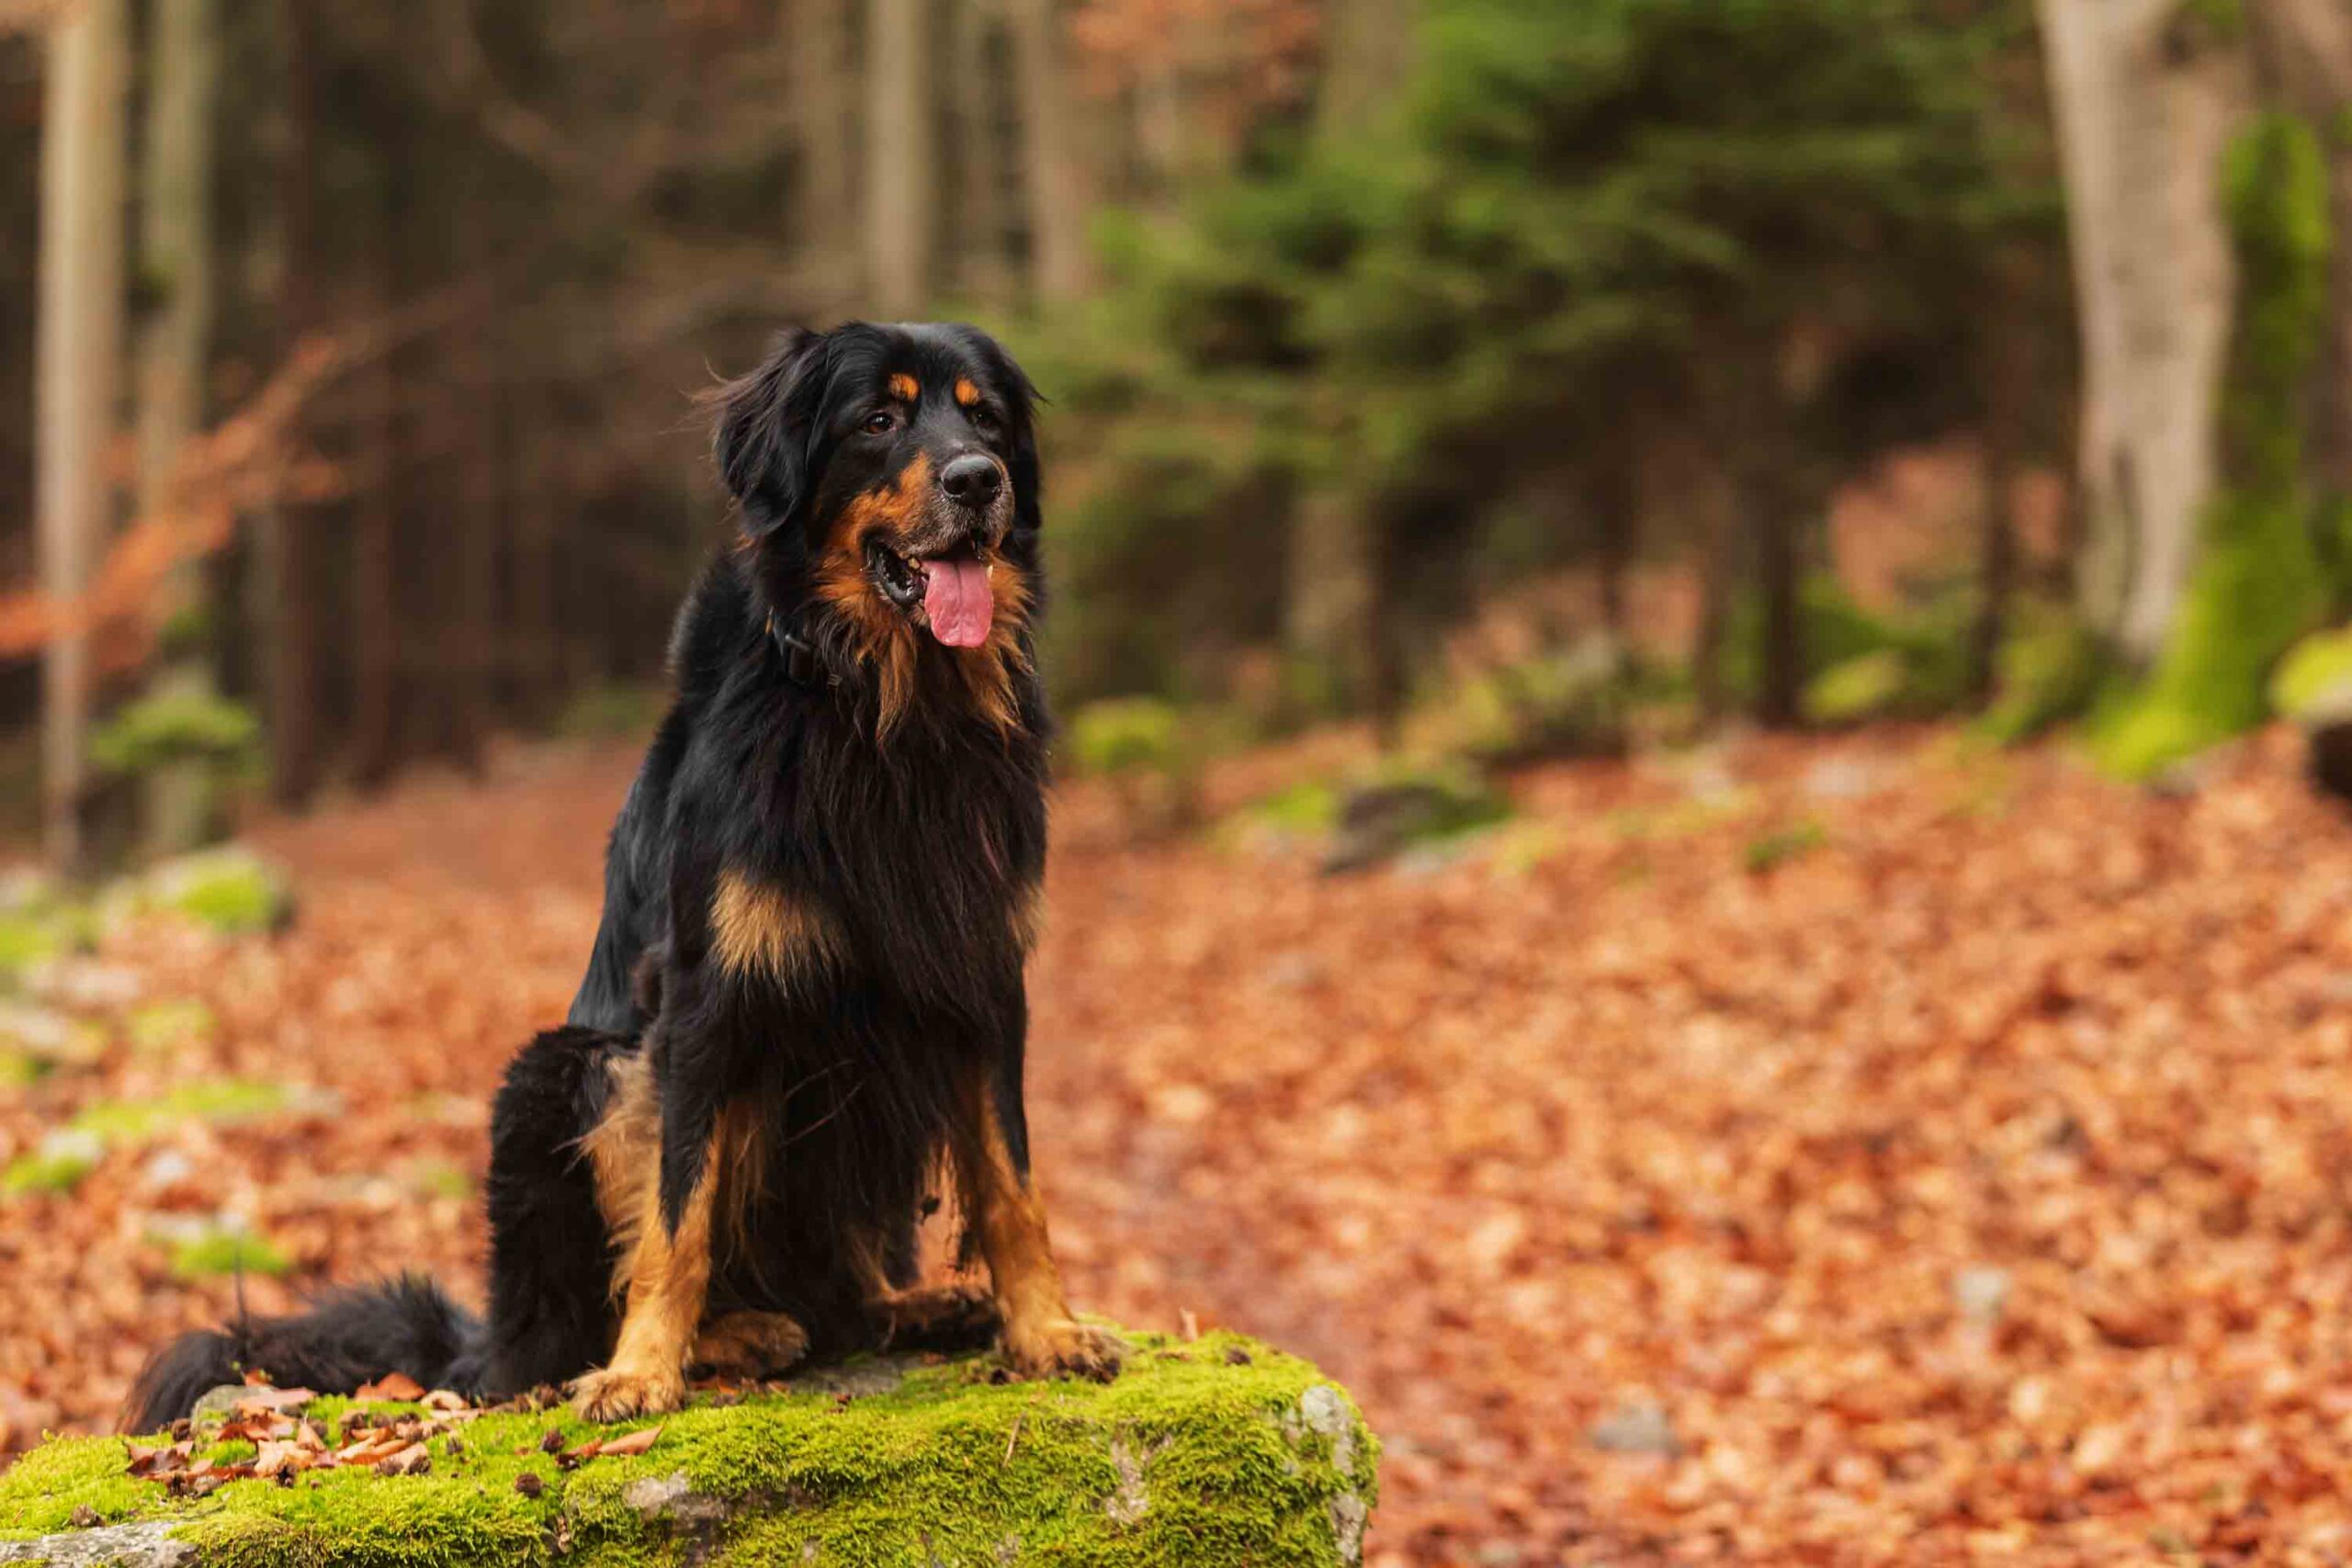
[352,1372,425,1404]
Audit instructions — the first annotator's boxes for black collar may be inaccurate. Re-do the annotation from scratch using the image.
[767,614,832,690]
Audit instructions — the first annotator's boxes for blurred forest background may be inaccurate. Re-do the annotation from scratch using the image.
[4,0,2352,862]
[21,6,2352,1561]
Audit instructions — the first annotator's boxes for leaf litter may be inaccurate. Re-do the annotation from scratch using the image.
[2,729,2351,1561]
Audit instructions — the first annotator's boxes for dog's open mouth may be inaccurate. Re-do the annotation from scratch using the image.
[865,537,995,649]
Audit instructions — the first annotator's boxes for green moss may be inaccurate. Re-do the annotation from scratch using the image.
[0,915,62,980]
[126,999,220,1056]
[1804,650,1908,726]
[169,1228,291,1280]
[1979,609,2109,745]
[1716,576,1972,723]
[1069,700,1188,778]
[142,851,290,936]
[71,1079,290,1144]
[1745,819,1828,873]
[2,1130,104,1197]
[91,691,262,777]
[405,1159,474,1201]
[0,1333,1377,1567]
[555,683,667,742]
[2097,113,2333,778]
[2270,626,2352,717]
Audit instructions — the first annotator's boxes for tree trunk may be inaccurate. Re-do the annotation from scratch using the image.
[1755,487,1804,729]
[2245,0,2352,504]
[349,126,403,789]
[2036,0,2252,662]
[947,0,1013,305]
[513,407,563,719]
[449,302,500,776]
[135,0,221,858]
[1006,0,1090,300]
[1281,0,1419,728]
[36,0,130,872]
[1969,305,2030,705]
[864,0,933,317]
[255,0,319,807]
[1282,492,1374,717]
[1316,0,1415,141]
[788,0,860,312]
[1969,434,2020,707]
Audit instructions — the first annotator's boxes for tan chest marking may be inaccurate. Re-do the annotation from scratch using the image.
[711,871,846,985]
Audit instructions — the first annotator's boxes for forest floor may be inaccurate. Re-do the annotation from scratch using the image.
[4,723,2352,1564]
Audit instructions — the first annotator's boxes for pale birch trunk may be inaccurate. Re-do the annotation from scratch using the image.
[36,0,130,871]
[2036,0,2252,661]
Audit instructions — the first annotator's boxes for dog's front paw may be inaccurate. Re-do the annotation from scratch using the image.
[1004,1318,1123,1383]
[876,1280,1001,1344]
[691,1311,810,1379]
[569,1363,686,1422]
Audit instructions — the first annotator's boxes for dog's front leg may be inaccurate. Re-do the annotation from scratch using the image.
[571,1062,729,1421]
[953,1046,1121,1382]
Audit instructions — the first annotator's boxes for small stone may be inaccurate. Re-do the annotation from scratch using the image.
[1589,1401,1679,1456]
[140,1149,196,1191]
[187,1385,248,1426]
[1953,1266,2012,1326]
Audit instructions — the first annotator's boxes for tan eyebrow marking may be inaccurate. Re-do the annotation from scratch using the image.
[888,374,920,402]
[954,378,981,408]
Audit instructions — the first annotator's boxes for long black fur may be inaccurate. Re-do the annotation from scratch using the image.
[126,323,1061,1431]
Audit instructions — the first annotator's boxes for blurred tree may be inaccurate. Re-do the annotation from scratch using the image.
[1010,0,1093,301]
[2052,0,2352,773]
[1039,0,2049,734]
[866,0,934,316]
[2036,0,2248,663]
[1278,0,1416,724]
[788,0,859,292]
[252,0,321,808]
[133,0,221,855]
[35,0,129,868]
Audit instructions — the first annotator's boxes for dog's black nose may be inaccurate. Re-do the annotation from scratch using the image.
[939,454,1002,507]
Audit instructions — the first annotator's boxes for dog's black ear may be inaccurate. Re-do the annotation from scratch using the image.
[989,344,1046,535]
[708,327,829,535]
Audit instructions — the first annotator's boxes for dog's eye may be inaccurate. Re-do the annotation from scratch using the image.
[968,406,1000,435]
[861,410,898,436]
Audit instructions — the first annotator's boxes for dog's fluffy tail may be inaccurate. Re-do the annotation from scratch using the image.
[123,1276,481,1433]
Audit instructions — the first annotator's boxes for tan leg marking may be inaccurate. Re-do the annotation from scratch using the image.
[570,1141,715,1421]
[572,1069,768,1420]
[952,1073,1119,1381]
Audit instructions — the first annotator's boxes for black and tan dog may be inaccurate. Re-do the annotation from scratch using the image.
[127,322,1118,1429]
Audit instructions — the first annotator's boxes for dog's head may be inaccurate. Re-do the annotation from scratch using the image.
[710,324,1041,726]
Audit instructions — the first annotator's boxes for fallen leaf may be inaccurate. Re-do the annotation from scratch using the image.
[598,1425,662,1458]
[353,1372,426,1404]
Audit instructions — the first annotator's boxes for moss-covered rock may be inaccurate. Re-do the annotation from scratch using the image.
[0,1332,1377,1567]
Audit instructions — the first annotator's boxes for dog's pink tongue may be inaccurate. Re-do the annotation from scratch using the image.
[922,558,994,648]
